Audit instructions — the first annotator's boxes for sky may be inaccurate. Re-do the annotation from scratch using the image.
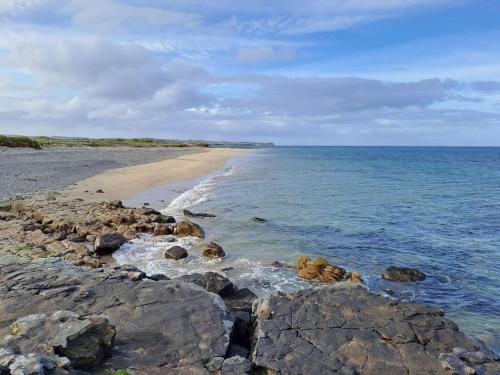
[1,0,500,145]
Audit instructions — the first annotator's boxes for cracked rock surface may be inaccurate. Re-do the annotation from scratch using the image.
[251,286,499,375]
[0,256,232,373]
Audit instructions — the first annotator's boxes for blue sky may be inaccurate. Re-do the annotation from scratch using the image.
[0,0,499,145]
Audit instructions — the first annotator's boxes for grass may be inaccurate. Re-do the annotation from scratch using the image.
[0,135,41,149]
[32,136,210,148]
[16,244,33,252]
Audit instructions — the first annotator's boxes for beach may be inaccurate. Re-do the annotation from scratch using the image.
[0,146,499,375]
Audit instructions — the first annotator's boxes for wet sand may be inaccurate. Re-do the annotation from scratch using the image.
[60,148,247,202]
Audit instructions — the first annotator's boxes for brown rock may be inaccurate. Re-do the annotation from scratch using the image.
[296,256,311,270]
[350,272,362,284]
[176,220,205,238]
[203,242,226,259]
[165,246,188,260]
[94,233,127,254]
[298,266,319,280]
[153,224,171,236]
[122,228,137,241]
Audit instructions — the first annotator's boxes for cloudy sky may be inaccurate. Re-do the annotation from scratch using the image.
[1,0,500,145]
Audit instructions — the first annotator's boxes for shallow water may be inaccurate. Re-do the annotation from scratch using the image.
[116,146,500,352]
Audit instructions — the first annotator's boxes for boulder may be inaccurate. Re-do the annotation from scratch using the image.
[2,310,115,370]
[252,286,498,375]
[66,233,84,242]
[94,233,127,254]
[183,209,216,218]
[0,256,233,373]
[176,272,234,298]
[203,242,226,259]
[221,356,252,375]
[176,220,205,238]
[165,246,188,260]
[382,266,426,282]
[153,224,171,236]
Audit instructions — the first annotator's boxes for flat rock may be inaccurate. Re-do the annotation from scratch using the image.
[382,266,426,282]
[183,209,216,219]
[0,256,233,373]
[93,232,126,254]
[251,285,498,375]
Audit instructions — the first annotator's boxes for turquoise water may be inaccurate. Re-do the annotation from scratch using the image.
[118,146,500,352]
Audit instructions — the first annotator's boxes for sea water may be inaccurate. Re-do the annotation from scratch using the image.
[116,146,500,352]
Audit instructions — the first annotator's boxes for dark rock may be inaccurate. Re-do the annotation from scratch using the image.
[251,286,497,375]
[251,217,267,223]
[1,310,115,370]
[183,209,216,218]
[165,236,176,242]
[66,233,84,242]
[271,261,293,268]
[94,233,127,254]
[176,272,234,298]
[53,231,67,241]
[224,288,257,313]
[203,242,226,259]
[0,256,233,373]
[176,220,205,238]
[221,356,252,375]
[95,189,104,193]
[165,246,188,260]
[148,273,170,281]
[107,200,123,208]
[153,215,176,224]
[382,266,426,282]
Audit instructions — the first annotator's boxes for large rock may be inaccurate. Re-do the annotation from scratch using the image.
[176,220,205,238]
[165,245,188,260]
[2,310,115,370]
[93,232,126,254]
[0,256,233,373]
[176,272,234,297]
[251,286,498,375]
[382,266,426,282]
[203,242,226,259]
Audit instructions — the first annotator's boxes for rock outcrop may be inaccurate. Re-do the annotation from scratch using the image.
[382,266,426,282]
[0,256,233,373]
[2,310,115,372]
[251,286,499,375]
[296,256,361,284]
[183,209,216,218]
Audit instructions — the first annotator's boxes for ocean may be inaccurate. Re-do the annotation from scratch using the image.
[116,146,500,352]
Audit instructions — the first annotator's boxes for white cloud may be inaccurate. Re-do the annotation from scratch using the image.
[236,47,295,63]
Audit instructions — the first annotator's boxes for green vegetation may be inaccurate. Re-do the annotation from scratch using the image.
[0,135,41,149]
[112,370,130,375]
[16,244,33,252]
[32,136,210,148]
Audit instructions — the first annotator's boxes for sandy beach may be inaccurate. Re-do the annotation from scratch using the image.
[60,148,246,202]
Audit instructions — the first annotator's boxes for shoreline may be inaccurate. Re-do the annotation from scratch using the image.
[57,147,247,202]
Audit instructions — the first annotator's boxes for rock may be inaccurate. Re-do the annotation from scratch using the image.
[165,236,176,242]
[66,233,84,242]
[224,287,257,313]
[183,209,216,218]
[206,356,224,372]
[382,266,426,282]
[439,353,476,375]
[349,271,363,284]
[148,273,170,281]
[177,272,234,298]
[95,189,104,193]
[296,255,311,270]
[53,231,67,241]
[251,217,267,223]
[107,200,123,208]
[221,356,252,375]
[0,256,233,373]
[252,286,496,375]
[152,214,176,224]
[203,242,226,259]
[153,224,171,236]
[2,310,115,370]
[176,220,205,238]
[165,246,188,260]
[94,233,127,254]
[122,228,137,241]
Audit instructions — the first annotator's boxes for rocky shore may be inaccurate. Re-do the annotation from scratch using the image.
[0,196,499,374]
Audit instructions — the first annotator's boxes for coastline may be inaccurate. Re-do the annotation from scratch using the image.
[58,147,247,202]
[0,148,499,374]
